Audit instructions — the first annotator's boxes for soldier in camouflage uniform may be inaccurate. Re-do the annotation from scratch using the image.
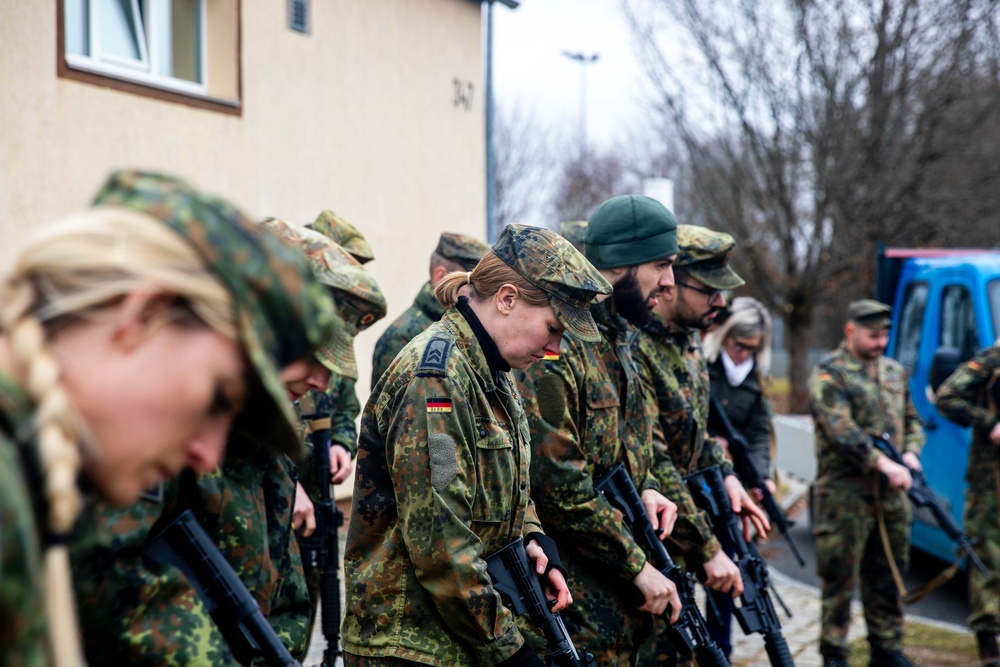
[370,231,491,385]
[633,225,768,665]
[515,195,683,667]
[344,224,610,667]
[0,170,333,667]
[935,342,1000,666]
[809,299,925,667]
[70,217,383,666]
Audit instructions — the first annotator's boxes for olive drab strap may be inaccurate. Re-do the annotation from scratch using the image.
[873,477,962,605]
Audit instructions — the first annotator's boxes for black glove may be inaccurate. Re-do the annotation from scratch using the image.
[524,532,567,579]
[495,642,546,667]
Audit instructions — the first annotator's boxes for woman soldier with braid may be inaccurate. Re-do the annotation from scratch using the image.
[0,171,334,667]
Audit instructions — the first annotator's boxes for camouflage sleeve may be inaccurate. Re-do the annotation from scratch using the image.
[329,375,360,456]
[809,364,880,473]
[522,343,648,582]
[71,493,239,666]
[380,373,520,665]
[698,436,735,478]
[371,328,411,388]
[634,354,720,566]
[936,348,1000,431]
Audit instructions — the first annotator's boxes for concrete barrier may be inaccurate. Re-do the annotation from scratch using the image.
[773,415,816,482]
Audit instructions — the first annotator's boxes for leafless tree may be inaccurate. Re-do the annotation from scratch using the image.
[623,0,1000,410]
[493,103,558,229]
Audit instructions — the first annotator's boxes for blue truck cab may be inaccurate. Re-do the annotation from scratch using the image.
[877,248,1000,563]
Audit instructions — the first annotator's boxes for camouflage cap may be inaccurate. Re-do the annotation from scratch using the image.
[92,170,336,459]
[675,224,746,291]
[260,218,387,380]
[847,299,892,330]
[585,195,678,269]
[491,224,612,342]
[436,232,491,271]
[558,220,588,248]
[309,210,375,265]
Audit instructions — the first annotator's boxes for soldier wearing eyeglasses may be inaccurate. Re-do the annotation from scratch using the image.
[632,225,770,666]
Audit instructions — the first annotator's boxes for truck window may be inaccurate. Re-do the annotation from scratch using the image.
[895,281,928,377]
[990,279,1000,343]
[940,285,978,362]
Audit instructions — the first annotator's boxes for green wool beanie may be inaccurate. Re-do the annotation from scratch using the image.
[584,195,679,269]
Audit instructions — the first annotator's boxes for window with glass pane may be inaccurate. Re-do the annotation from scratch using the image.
[895,282,928,377]
[64,0,204,91]
[988,279,1000,343]
[940,285,979,362]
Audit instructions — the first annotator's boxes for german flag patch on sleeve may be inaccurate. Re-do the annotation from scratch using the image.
[543,352,560,361]
[426,397,453,413]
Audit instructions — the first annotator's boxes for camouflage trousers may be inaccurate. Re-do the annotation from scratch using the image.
[519,552,654,667]
[966,473,1000,633]
[812,481,911,658]
[343,653,425,666]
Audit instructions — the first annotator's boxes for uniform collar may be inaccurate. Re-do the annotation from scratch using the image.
[456,297,510,376]
[438,307,503,390]
[413,281,445,321]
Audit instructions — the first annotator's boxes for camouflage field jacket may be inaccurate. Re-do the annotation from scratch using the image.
[343,307,541,666]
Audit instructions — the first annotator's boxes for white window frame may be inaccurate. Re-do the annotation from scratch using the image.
[65,0,209,98]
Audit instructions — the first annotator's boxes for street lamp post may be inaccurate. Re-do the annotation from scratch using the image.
[561,50,599,165]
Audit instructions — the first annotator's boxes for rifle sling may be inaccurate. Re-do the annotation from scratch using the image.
[872,477,961,605]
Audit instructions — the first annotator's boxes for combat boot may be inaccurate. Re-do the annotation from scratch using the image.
[868,646,919,667]
[977,631,1000,666]
[821,655,849,667]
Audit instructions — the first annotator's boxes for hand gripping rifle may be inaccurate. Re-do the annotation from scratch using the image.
[299,412,344,665]
[594,462,730,667]
[145,509,302,667]
[685,465,794,667]
[871,433,989,576]
[708,396,806,567]
[485,539,597,667]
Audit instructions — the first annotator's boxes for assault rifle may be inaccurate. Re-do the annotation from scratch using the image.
[299,412,344,665]
[708,395,806,567]
[486,539,597,667]
[145,509,302,667]
[872,433,989,576]
[685,465,794,667]
[594,463,730,667]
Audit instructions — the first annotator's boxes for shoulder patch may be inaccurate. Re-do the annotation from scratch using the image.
[418,337,453,374]
[543,352,560,361]
[426,397,453,413]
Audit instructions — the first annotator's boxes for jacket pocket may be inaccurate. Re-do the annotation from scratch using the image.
[471,418,515,523]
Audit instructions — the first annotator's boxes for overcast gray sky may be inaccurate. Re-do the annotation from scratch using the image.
[491,0,648,152]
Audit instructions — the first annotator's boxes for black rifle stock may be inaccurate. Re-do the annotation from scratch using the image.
[145,509,302,667]
[299,413,344,665]
[685,466,795,667]
[485,539,596,667]
[708,396,806,567]
[594,463,729,667]
[871,433,990,576]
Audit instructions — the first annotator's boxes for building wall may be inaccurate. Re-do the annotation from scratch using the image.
[0,0,486,405]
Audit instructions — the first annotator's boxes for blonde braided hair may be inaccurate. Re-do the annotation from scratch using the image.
[0,207,237,666]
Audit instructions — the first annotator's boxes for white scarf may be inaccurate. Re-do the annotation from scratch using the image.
[722,349,755,387]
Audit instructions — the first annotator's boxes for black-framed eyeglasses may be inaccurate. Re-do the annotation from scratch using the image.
[676,281,731,303]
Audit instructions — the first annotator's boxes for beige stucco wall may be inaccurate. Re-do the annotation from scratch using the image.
[0,0,486,410]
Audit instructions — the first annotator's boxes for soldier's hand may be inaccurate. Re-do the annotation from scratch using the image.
[901,450,922,472]
[293,482,316,536]
[724,474,770,541]
[633,562,680,620]
[875,455,912,490]
[641,488,678,538]
[524,539,572,611]
[990,421,1000,446]
[329,444,354,484]
[703,549,743,598]
[751,478,778,503]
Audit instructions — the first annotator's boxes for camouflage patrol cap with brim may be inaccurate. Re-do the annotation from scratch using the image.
[675,224,746,291]
[436,232,491,271]
[260,218,387,380]
[491,224,613,343]
[92,170,336,460]
[558,220,588,247]
[847,299,892,330]
[308,210,375,265]
[585,195,678,269]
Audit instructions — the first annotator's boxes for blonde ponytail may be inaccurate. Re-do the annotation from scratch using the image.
[434,270,474,308]
[0,280,85,667]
